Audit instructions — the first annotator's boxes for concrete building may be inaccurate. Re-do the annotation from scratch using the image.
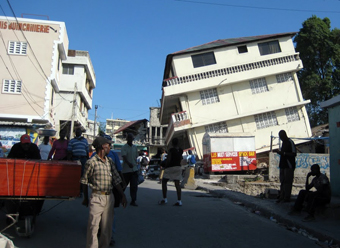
[148,107,167,157]
[320,95,340,196]
[105,118,130,143]
[0,16,95,147]
[56,49,96,137]
[83,119,99,144]
[159,32,312,159]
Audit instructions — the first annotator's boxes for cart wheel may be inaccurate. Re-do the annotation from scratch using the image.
[25,216,32,237]
[16,216,34,237]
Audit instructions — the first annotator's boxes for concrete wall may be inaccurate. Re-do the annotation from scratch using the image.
[328,104,340,196]
[269,152,330,183]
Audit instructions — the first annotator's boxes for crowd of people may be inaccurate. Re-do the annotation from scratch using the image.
[0,128,333,246]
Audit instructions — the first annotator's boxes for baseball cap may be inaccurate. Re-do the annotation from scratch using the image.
[92,136,113,149]
[20,134,31,144]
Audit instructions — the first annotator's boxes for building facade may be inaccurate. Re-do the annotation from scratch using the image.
[0,16,95,148]
[159,32,312,159]
[320,95,340,196]
[148,107,167,157]
[105,118,130,143]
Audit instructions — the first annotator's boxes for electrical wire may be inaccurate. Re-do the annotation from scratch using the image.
[174,0,340,14]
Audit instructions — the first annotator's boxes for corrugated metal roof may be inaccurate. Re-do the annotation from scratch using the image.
[113,119,147,134]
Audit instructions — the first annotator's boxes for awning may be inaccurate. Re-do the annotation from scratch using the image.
[0,121,46,127]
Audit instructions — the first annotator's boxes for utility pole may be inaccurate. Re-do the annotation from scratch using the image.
[94,105,98,139]
[70,83,77,139]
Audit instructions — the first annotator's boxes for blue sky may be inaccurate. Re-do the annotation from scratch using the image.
[1,0,340,125]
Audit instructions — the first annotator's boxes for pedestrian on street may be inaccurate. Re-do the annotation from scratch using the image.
[288,164,331,222]
[67,128,89,174]
[39,136,52,160]
[121,133,139,206]
[48,129,69,160]
[91,141,126,246]
[186,150,196,167]
[81,136,127,248]
[158,138,183,206]
[275,130,296,203]
[6,134,43,223]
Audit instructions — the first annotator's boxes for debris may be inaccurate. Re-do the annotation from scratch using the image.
[254,210,261,215]
[286,226,298,232]
[270,216,277,223]
[234,201,244,206]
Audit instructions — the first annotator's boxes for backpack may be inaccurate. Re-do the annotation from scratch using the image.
[141,156,148,166]
[190,154,196,164]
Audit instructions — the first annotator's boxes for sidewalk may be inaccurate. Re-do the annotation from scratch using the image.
[195,178,340,247]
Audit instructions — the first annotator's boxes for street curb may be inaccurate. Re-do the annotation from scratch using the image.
[197,185,340,246]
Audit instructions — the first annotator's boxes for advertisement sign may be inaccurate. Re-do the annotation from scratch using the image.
[210,151,257,171]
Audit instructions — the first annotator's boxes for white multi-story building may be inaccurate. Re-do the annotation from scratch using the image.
[159,32,312,158]
[106,118,130,143]
[0,16,95,145]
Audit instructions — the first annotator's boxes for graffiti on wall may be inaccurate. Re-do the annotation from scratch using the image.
[270,153,329,170]
[269,152,330,182]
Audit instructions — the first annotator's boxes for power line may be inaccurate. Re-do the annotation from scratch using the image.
[2,1,77,123]
[174,0,340,14]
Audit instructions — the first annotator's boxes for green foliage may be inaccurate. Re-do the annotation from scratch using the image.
[294,16,340,127]
[98,122,106,134]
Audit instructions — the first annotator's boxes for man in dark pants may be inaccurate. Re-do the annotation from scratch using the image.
[289,164,331,222]
[275,130,296,203]
[121,133,139,206]
[68,128,89,195]
[6,134,43,230]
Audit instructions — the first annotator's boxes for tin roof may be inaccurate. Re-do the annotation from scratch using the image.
[113,119,147,134]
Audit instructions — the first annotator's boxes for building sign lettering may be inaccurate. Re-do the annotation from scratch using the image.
[0,21,50,33]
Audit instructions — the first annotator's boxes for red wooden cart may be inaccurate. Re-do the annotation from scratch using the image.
[0,158,81,237]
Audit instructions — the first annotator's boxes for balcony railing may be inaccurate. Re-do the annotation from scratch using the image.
[163,53,300,86]
[164,111,191,143]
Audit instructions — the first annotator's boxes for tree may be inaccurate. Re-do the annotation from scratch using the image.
[294,16,340,127]
[98,122,106,135]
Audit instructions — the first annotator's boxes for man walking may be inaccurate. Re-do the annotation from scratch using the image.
[121,133,139,206]
[67,128,89,176]
[81,136,127,248]
[275,130,296,203]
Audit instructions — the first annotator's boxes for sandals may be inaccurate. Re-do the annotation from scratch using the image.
[158,200,167,205]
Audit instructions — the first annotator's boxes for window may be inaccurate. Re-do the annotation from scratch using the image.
[276,72,293,83]
[8,41,27,55]
[192,52,216,68]
[205,122,228,133]
[238,45,248,54]
[200,88,220,105]
[62,64,74,75]
[254,111,278,129]
[258,40,281,56]
[250,78,268,94]
[2,80,22,94]
[285,107,300,122]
